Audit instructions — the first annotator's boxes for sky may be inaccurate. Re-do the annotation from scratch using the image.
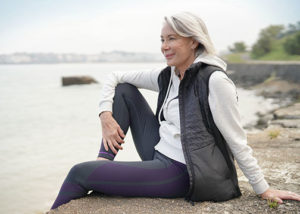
[0,0,300,54]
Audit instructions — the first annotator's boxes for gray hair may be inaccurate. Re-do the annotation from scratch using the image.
[164,12,216,56]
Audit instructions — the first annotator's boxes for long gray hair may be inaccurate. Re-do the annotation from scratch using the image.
[164,12,216,56]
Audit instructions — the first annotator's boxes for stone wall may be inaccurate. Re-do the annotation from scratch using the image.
[227,63,300,87]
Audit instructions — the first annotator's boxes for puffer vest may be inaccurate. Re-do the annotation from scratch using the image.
[156,62,241,202]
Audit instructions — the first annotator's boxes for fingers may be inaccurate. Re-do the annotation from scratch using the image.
[115,134,125,144]
[112,139,123,150]
[102,131,124,154]
[107,140,117,154]
[291,192,300,201]
[100,114,125,154]
[280,191,300,201]
[118,127,126,139]
[107,139,123,154]
[273,196,283,204]
[103,138,108,151]
[263,189,300,204]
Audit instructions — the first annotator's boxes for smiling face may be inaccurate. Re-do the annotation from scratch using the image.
[160,23,198,73]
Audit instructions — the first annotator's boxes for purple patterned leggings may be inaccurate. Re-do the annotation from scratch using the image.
[51,84,189,210]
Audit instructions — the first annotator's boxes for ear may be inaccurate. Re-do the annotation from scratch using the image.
[191,39,199,49]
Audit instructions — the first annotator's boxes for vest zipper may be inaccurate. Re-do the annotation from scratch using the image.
[158,71,173,124]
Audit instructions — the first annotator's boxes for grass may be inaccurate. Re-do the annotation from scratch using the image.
[267,199,279,209]
[268,129,280,139]
[223,52,247,63]
[263,72,277,84]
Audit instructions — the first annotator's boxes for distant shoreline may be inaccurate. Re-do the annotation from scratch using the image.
[0,52,164,64]
[0,61,165,65]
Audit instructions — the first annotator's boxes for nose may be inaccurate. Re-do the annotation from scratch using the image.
[161,41,170,52]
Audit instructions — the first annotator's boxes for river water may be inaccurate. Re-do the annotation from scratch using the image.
[0,63,279,214]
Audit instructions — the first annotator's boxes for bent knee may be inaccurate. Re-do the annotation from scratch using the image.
[67,163,85,182]
[66,161,104,183]
[115,83,138,97]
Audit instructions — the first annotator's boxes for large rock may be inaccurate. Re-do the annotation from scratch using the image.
[47,189,300,214]
[62,76,98,86]
[273,103,300,120]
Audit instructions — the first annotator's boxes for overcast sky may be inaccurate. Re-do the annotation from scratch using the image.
[1,0,299,54]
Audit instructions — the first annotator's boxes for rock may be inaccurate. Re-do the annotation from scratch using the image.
[270,119,300,128]
[252,79,300,102]
[273,103,300,120]
[47,188,300,214]
[62,76,98,86]
[256,113,273,129]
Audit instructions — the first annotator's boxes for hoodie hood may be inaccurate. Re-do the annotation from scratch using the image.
[194,52,227,71]
[171,52,227,73]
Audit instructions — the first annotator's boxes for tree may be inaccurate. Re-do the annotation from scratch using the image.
[297,21,300,31]
[283,31,300,55]
[251,25,284,58]
[251,37,272,58]
[228,41,247,53]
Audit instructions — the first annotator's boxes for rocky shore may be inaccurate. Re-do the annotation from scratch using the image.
[48,77,300,214]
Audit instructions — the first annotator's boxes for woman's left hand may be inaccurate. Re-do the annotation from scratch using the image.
[261,188,300,203]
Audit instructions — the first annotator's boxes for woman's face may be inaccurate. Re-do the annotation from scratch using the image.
[160,23,198,71]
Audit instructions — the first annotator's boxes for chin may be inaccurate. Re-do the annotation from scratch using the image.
[166,60,176,67]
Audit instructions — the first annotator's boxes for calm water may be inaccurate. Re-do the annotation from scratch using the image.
[0,63,278,214]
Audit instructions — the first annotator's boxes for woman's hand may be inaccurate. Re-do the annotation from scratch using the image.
[100,111,125,154]
[260,188,300,203]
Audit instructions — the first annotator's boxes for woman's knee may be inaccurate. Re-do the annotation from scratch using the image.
[67,163,85,182]
[115,83,139,98]
[66,161,101,183]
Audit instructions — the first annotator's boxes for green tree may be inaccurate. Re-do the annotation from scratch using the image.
[283,31,300,55]
[251,25,284,58]
[228,41,247,53]
[259,25,284,40]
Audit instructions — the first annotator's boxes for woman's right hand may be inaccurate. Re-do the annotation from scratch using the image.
[99,111,125,154]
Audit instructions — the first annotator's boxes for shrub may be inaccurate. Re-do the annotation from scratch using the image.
[283,32,300,55]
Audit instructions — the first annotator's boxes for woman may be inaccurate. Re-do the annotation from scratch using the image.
[51,12,300,210]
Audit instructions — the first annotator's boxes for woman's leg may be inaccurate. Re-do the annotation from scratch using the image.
[51,151,189,209]
[51,83,174,209]
[98,83,160,161]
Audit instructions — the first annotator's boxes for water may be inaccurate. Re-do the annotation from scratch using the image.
[0,63,278,214]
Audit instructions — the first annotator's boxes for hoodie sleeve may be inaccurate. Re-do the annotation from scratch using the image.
[99,67,162,114]
[208,71,269,195]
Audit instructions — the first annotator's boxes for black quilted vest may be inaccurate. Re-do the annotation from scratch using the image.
[156,62,241,202]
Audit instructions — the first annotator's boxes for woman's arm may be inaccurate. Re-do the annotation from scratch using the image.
[208,71,300,203]
[99,68,162,113]
[98,67,163,154]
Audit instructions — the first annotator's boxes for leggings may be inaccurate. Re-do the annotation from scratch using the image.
[51,83,190,210]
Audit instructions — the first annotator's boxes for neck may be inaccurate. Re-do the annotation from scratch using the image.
[175,55,197,80]
[175,69,183,80]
